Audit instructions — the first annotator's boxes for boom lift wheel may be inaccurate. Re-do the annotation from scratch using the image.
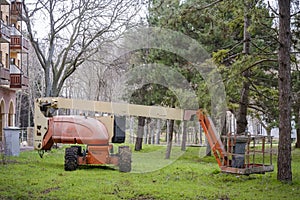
[118,146,132,172]
[65,146,79,171]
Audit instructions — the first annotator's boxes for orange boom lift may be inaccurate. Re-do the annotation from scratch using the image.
[34,97,274,175]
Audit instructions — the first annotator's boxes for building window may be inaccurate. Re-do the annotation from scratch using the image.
[8,103,14,127]
[5,54,8,68]
[11,58,15,65]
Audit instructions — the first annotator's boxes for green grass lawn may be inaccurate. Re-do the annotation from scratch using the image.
[0,145,300,200]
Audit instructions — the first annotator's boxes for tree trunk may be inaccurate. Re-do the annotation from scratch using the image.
[156,119,161,144]
[15,92,22,127]
[194,124,198,144]
[181,121,187,151]
[296,106,300,148]
[177,123,180,144]
[151,120,155,144]
[221,115,227,136]
[236,0,251,135]
[165,119,174,159]
[277,0,292,183]
[166,120,169,142]
[257,118,272,143]
[199,124,203,145]
[148,118,152,144]
[144,119,148,144]
[294,71,300,148]
[266,127,272,143]
[135,116,145,151]
[129,116,134,144]
[205,138,211,156]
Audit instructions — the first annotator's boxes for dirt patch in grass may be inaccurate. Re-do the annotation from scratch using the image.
[41,186,60,194]
[0,159,19,164]
[130,195,156,200]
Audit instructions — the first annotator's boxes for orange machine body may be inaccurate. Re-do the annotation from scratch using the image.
[41,115,118,166]
[42,116,109,149]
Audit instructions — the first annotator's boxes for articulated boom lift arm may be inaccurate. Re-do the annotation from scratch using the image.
[196,110,227,167]
[34,97,194,150]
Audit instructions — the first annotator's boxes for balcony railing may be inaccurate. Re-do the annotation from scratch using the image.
[10,35,29,51]
[10,73,28,89]
[0,21,11,43]
[11,2,25,19]
[0,65,29,89]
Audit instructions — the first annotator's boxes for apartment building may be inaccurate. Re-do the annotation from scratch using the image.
[0,0,29,142]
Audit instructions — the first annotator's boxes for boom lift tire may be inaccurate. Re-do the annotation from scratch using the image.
[65,146,79,171]
[118,146,131,172]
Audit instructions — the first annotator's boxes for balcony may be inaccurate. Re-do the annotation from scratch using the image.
[10,73,28,89]
[10,35,29,52]
[9,64,28,89]
[0,66,10,86]
[0,21,11,43]
[11,1,26,21]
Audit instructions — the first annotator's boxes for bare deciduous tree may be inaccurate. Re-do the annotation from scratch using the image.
[23,0,142,97]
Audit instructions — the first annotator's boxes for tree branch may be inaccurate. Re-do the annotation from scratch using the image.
[240,58,278,74]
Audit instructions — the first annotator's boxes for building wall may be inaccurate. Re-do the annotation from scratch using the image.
[0,1,28,145]
[1,3,9,21]
[0,4,10,68]
[0,87,16,141]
